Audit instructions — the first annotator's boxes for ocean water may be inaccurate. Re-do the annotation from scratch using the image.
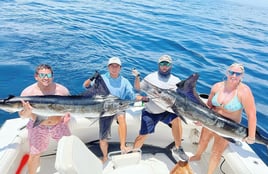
[0,0,268,165]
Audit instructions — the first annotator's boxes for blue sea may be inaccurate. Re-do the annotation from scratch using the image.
[0,0,268,165]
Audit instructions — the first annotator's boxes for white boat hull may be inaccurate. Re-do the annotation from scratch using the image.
[0,106,267,174]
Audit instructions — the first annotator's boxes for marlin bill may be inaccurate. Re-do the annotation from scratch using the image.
[0,72,133,119]
[143,73,268,146]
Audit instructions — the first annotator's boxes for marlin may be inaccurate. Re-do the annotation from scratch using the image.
[142,73,268,146]
[0,72,133,126]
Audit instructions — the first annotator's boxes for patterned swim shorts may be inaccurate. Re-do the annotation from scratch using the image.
[27,119,71,154]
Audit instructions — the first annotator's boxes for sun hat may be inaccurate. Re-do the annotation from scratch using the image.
[158,55,172,63]
[107,57,121,66]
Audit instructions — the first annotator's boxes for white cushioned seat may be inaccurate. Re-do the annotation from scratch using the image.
[55,135,102,174]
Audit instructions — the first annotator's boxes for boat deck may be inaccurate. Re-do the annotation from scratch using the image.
[35,119,237,174]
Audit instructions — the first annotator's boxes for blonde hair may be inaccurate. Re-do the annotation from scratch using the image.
[229,63,245,73]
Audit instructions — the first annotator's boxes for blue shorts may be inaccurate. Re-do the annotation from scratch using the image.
[99,115,115,140]
[139,109,178,135]
[99,112,125,140]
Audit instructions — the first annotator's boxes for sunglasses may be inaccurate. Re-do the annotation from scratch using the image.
[228,70,242,76]
[159,62,171,67]
[38,73,53,78]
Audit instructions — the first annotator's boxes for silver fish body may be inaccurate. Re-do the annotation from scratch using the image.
[0,95,132,118]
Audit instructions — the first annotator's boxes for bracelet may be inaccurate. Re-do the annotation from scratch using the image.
[246,137,255,141]
[245,137,255,144]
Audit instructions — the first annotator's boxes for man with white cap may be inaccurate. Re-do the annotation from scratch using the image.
[132,54,189,162]
[83,56,143,163]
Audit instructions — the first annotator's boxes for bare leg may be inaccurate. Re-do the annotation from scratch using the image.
[99,139,108,163]
[117,115,130,152]
[207,135,229,174]
[133,134,148,149]
[171,117,182,148]
[28,154,40,174]
[190,127,213,161]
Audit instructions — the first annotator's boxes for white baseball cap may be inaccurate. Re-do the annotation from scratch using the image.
[158,55,172,63]
[108,57,121,66]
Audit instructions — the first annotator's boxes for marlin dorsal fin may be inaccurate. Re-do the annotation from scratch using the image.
[81,71,110,97]
[176,73,206,106]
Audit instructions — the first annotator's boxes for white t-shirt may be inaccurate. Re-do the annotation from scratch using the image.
[140,71,180,114]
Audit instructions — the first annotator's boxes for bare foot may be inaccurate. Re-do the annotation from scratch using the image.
[189,155,201,161]
[120,145,131,154]
[101,156,108,163]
